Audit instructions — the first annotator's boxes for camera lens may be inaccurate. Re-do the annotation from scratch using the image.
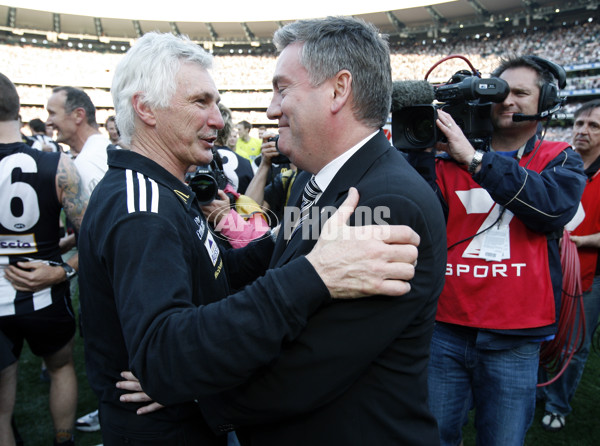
[392,105,437,150]
[188,170,219,205]
[405,109,435,146]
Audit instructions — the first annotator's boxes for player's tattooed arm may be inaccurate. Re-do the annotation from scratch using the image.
[56,153,89,232]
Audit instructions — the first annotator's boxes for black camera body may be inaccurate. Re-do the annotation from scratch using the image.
[268,136,290,165]
[392,72,509,151]
[187,152,230,205]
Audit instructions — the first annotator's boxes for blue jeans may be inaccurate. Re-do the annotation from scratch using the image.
[227,432,241,446]
[428,323,540,446]
[543,275,600,416]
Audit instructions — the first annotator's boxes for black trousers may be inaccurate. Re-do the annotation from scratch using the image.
[99,402,226,446]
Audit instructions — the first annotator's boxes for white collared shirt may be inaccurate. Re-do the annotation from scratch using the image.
[311,130,379,203]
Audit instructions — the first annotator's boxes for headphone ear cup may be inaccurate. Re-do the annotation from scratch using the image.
[538,82,559,114]
[527,55,567,89]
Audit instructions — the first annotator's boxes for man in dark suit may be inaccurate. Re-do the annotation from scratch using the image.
[196,16,448,445]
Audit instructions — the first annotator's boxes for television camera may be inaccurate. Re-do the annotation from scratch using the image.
[392,56,510,151]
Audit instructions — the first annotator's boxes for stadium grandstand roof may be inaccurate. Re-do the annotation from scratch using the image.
[0,0,596,52]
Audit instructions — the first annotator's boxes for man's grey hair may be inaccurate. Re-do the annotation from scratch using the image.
[111,32,214,145]
[52,86,98,128]
[273,16,392,129]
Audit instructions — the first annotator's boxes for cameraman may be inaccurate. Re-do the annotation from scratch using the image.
[245,135,298,226]
[410,55,586,445]
[250,134,293,183]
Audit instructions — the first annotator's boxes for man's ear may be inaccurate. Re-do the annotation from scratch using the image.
[72,107,86,125]
[331,70,352,114]
[132,92,156,126]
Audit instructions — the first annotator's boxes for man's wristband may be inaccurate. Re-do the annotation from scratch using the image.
[468,150,484,175]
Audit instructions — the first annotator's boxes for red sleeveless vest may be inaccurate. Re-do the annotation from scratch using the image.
[436,141,570,329]
[571,169,600,291]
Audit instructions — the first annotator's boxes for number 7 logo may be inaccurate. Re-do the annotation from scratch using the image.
[455,189,514,258]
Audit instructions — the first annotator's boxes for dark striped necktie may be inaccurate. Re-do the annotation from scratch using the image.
[293,176,321,236]
[301,176,321,211]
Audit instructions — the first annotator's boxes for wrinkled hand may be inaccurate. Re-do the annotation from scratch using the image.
[434,109,476,166]
[117,371,165,415]
[306,187,419,298]
[4,261,64,292]
[201,190,232,226]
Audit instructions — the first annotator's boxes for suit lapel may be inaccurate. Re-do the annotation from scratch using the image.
[270,171,310,268]
[270,131,393,268]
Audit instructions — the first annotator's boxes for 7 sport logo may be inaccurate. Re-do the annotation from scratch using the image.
[454,188,514,258]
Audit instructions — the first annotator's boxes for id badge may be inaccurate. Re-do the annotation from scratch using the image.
[479,224,510,261]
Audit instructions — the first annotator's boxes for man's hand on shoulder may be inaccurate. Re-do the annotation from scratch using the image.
[306,187,419,299]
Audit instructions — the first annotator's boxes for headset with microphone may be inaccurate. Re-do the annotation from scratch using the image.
[512,55,567,122]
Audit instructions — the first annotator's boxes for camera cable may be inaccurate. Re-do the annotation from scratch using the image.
[538,230,585,386]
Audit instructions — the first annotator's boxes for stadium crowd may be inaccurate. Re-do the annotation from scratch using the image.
[3,19,599,147]
[3,20,599,86]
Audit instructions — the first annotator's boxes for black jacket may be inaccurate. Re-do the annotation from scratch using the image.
[79,149,330,444]
[202,131,447,445]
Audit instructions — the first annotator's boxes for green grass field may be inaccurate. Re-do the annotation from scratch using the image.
[12,294,600,445]
[14,327,103,445]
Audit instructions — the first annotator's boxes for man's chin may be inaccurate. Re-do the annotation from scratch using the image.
[495,115,520,128]
[195,150,213,166]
